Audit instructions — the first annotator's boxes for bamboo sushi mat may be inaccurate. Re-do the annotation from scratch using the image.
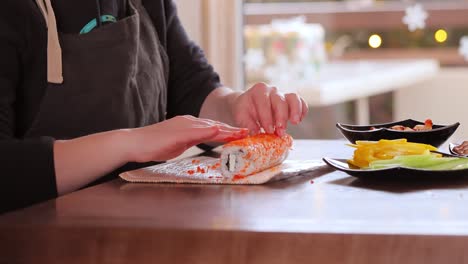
[119,156,326,185]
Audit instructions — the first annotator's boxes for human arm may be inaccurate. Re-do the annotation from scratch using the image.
[1,113,245,214]
[53,116,247,195]
[142,0,222,119]
[199,84,309,137]
[0,1,249,213]
[0,1,60,213]
[145,1,308,135]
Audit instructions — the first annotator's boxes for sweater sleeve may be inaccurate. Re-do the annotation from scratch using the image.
[0,138,57,214]
[0,1,58,214]
[162,0,222,118]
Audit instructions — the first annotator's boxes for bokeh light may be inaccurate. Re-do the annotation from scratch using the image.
[368,34,382,48]
[435,29,448,43]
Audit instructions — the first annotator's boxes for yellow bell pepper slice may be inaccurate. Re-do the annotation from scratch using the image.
[347,139,438,169]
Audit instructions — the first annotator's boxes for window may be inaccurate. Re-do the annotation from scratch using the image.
[245,0,468,65]
[243,0,468,139]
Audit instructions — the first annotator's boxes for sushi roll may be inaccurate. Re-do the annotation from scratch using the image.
[220,133,293,178]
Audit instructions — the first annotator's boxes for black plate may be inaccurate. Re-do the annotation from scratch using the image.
[323,157,468,180]
[336,119,459,148]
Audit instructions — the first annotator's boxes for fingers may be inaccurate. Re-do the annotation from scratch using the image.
[213,121,248,133]
[234,114,260,136]
[270,92,288,136]
[252,84,275,134]
[300,97,309,122]
[244,83,308,136]
[232,96,261,134]
[185,116,250,142]
[285,93,302,125]
[210,120,250,141]
[192,117,243,130]
[213,127,250,142]
[245,103,262,134]
[182,84,309,142]
[183,125,220,147]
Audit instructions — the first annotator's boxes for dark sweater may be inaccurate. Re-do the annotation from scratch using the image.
[0,0,221,213]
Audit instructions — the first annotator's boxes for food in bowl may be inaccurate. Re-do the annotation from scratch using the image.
[452,141,468,155]
[336,119,459,148]
[376,118,433,131]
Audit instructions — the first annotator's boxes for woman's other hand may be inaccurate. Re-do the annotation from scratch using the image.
[231,83,308,136]
[126,115,248,162]
[54,115,247,194]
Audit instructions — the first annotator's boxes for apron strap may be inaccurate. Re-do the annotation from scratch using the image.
[35,0,64,84]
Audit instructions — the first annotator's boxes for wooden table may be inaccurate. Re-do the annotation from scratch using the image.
[2,140,468,264]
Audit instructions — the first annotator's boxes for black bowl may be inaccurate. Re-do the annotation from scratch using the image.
[336,119,459,148]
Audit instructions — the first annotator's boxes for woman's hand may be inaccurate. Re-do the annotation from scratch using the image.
[126,115,248,162]
[54,115,247,195]
[231,83,308,136]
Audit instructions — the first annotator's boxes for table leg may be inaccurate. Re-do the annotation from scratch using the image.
[355,97,370,125]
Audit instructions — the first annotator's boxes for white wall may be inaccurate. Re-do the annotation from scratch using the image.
[170,0,244,90]
[173,0,202,44]
[395,67,468,146]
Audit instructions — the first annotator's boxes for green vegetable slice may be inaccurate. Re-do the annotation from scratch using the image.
[368,154,468,170]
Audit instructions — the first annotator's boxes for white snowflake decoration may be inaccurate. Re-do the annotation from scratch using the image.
[244,48,266,71]
[402,4,428,32]
[459,36,468,61]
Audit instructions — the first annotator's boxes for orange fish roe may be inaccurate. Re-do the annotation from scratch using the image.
[187,170,195,175]
[269,166,280,172]
[224,133,292,149]
[223,133,293,176]
[191,159,200,164]
[233,175,246,180]
[210,162,221,170]
[196,166,207,174]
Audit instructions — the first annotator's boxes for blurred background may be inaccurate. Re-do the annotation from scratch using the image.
[176,0,468,142]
